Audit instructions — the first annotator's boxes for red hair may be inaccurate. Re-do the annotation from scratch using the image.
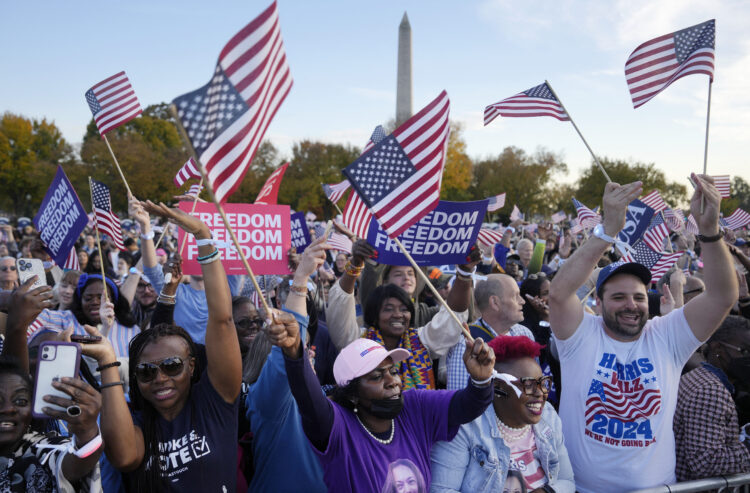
[488,335,543,361]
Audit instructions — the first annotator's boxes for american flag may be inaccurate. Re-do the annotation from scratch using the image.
[342,125,387,238]
[486,193,506,212]
[642,214,670,252]
[525,223,538,233]
[510,205,523,222]
[27,317,44,339]
[570,219,583,235]
[625,19,715,109]
[572,198,601,229]
[174,158,201,187]
[187,183,203,198]
[63,248,80,271]
[585,374,661,425]
[622,241,683,283]
[664,208,685,232]
[477,228,504,247]
[343,91,450,238]
[712,175,731,198]
[686,214,700,234]
[90,178,125,251]
[327,232,352,254]
[724,208,750,230]
[551,211,566,224]
[172,1,293,203]
[484,82,569,125]
[85,71,143,136]
[640,190,668,212]
[322,180,350,204]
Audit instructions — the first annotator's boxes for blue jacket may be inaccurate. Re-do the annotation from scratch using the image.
[246,310,327,492]
[430,402,574,493]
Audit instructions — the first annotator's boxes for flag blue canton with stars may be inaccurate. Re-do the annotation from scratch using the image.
[588,380,607,400]
[173,65,246,156]
[84,90,102,115]
[524,83,558,101]
[344,136,416,208]
[674,20,715,64]
[91,179,113,210]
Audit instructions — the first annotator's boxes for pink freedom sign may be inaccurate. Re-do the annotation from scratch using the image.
[179,202,291,276]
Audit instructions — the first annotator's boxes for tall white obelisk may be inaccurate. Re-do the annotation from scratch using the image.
[396,12,413,126]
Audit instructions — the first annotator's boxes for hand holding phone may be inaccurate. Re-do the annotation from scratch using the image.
[33,342,81,418]
[17,258,46,289]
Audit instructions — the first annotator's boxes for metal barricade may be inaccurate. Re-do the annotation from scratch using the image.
[629,473,750,493]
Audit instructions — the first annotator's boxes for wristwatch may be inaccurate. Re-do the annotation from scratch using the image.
[593,224,617,244]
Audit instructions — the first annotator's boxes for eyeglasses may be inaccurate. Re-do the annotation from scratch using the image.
[0,266,16,272]
[512,376,553,395]
[236,318,264,331]
[717,341,750,357]
[134,356,187,382]
[136,283,154,291]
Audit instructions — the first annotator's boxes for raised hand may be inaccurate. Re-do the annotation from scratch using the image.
[265,308,302,358]
[77,324,117,365]
[350,239,376,266]
[689,173,721,235]
[128,195,150,230]
[99,295,115,333]
[660,283,675,315]
[462,335,496,383]
[7,277,54,332]
[525,294,549,321]
[44,377,102,444]
[601,181,643,236]
[457,245,481,272]
[295,236,330,280]
[142,201,210,238]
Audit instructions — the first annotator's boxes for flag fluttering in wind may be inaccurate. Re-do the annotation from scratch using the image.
[686,214,700,234]
[477,228,504,247]
[621,242,684,283]
[664,208,685,232]
[486,193,506,212]
[174,158,201,187]
[642,214,670,252]
[322,180,350,203]
[712,175,731,198]
[484,82,569,125]
[551,211,566,224]
[572,198,601,229]
[85,71,143,136]
[625,19,715,109]
[172,1,293,203]
[187,183,203,198]
[724,208,750,230]
[327,232,353,254]
[510,205,523,222]
[63,248,80,271]
[255,162,289,205]
[343,91,450,238]
[343,125,387,238]
[570,219,583,235]
[640,190,668,213]
[90,178,125,251]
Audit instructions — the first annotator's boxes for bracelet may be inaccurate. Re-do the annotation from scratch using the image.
[697,231,723,243]
[471,375,493,387]
[95,361,121,372]
[290,283,308,294]
[456,266,476,277]
[195,238,215,247]
[196,249,219,262]
[288,289,307,297]
[71,431,103,459]
[344,261,364,277]
[140,230,154,240]
[99,381,125,390]
[158,291,176,299]
[158,296,176,305]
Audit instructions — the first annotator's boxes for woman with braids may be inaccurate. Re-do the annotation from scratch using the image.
[75,202,242,492]
[325,238,479,389]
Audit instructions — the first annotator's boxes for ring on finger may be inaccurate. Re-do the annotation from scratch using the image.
[66,405,82,417]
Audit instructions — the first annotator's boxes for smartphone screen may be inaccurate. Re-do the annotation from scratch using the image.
[32,342,81,418]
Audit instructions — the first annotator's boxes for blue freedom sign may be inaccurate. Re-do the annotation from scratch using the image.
[290,212,311,253]
[617,199,655,247]
[366,200,487,266]
[33,166,89,266]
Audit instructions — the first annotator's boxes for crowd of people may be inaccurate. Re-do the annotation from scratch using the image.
[0,173,747,492]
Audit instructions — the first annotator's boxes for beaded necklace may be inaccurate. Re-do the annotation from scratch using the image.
[495,415,531,442]
[355,414,395,445]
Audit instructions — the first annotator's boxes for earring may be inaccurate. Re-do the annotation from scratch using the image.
[353,406,358,413]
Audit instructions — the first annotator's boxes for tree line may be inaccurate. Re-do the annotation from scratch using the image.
[3,104,746,223]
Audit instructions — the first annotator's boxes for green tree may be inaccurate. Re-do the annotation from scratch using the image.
[0,113,74,215]
[573,158,688,213]
[471,146,568,221]
[440,122,473,201]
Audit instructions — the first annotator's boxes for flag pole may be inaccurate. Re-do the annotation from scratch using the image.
[322,183,345,217]
[177,176,205,257]
[391,236,474,342]
[701,80,713,213]
[87,177,110,314]
[580,286,596,305]
[168,104,272,315]
[545,80,612,183]
[661,211,674,253]
[102,134,134,197]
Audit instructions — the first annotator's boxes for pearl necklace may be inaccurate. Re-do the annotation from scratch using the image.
[355,413,395,445]
[495,415,531,442]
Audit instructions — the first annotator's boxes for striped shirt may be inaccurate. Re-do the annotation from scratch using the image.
[29,309,140,358]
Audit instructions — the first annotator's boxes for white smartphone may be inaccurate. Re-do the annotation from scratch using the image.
[17,258,46,289]
[32,342,81,419]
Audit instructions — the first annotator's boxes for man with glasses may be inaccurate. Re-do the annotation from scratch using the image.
[674,315,750,480]
[131,274,158,329]
[0,256,18,291]
[549,176,738,493]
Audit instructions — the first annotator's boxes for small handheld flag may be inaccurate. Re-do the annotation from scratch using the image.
[85,71,142,136]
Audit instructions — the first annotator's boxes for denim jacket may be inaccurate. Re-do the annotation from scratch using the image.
[430,402,575,493]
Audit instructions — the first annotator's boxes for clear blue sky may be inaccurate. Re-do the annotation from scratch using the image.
[2,0,748,188]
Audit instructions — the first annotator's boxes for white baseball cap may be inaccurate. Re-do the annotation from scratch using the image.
[333,338,410,386]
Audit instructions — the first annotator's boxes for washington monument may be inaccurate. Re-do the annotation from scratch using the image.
[396,12,412,126]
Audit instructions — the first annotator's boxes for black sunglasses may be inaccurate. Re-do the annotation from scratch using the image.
[236,318,264,330]
[0,265,17,272]
[135,356,187,383]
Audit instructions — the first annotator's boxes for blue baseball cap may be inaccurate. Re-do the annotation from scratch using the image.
[596,261,652,296]
[735,238,747,247]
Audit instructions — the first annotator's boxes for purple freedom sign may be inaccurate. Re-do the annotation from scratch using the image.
[290,211,311,253]
[366,200,487,265]
[33,166,89,266]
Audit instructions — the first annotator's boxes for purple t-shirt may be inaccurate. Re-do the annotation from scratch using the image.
[315,389,457,493]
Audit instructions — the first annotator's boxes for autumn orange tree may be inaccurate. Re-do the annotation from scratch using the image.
[440,122,473,201]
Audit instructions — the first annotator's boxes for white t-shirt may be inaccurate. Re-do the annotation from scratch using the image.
[554,307,700,493]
